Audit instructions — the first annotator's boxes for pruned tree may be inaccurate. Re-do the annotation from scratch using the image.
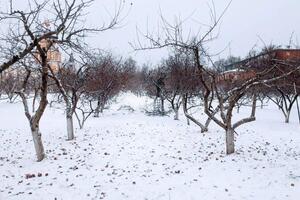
[264,60,300,123]
[49,53,88,140]
[15,55,49,162]
[142,66,167,115]
[85,52,125,117]
[121,57,139,93]
[163,53,188,120]
[133,1,300,155]
[206,51,299,154]
[0,0,124,161]
[74,97,95,129]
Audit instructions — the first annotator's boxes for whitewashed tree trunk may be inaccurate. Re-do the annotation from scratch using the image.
[66,114,74,140]
[20,91,46,162]
[285,112,290,123]
[153,98,157,112]
[65,98,75,140]
[160,98,165,115]
[17,62,48,162]
[31,125,45,162]
[226,128,235,155]
[50,71,76,140]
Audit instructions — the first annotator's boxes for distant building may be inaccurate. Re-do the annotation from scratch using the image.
[33,20,61,73]
[34,38,61,73]
[217,49,300,83]
[224,49,300,70]
[216,68,256,83]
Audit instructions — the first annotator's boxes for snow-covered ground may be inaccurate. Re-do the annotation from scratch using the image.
[0,93,299,200]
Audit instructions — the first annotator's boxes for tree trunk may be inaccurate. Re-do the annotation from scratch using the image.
[237,105,240,113]
[94,109,100,117]
[94,106,100,117]
[285,112,290,123]
[260,99,264,109]
[30,125,45,162]
[100,104,104,113]
[160,98,165,115]
[94,97,101,117]
[226,128,235,155]
[67,114,74,140]
[153,98,157,112]
[204,117,213,131]
[174,108,179,120]
[296,96,300,125]
[251,94,257,118]
[8,93,14,103]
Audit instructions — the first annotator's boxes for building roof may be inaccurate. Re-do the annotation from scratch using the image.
[224,49,300,71]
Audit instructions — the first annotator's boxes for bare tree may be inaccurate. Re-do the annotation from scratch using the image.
[133,1,300,155]
[49,54,88,140]
[74,97,95,129]
[0,0,119,73]
[265,65,300,123]
[141,66,168,115]
[205,52,299,154]
[15,56,49,162]
[163,53,187,120]
[85,52,125,117]
[0,0,124,161]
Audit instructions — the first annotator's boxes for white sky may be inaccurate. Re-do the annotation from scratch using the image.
[2,0,300,66]
[88,0,300,66]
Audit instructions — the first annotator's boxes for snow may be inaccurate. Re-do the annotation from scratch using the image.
[223,68,245,73]
[0,93,300,200]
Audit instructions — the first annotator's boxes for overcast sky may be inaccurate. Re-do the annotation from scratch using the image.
[2,0,300,66]
[87,0,300,66]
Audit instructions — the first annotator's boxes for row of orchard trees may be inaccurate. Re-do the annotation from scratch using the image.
[138,48,300,155]
[0,0,128,161]
[0,0,299,161]
[2,42,299,160]
[0,50,136,160]
[132,3,300,154]
[50,52,136,139]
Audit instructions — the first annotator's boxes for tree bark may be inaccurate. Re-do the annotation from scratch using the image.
[66,114,74,140]
[174,108,179,120]
[160,98,165,115]
[30,125,45,162]
[285,112,290,123]
[94,97,101,117]
[226,128,235,155]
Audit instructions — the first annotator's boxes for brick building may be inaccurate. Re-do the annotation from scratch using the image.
[217,49,300,83]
